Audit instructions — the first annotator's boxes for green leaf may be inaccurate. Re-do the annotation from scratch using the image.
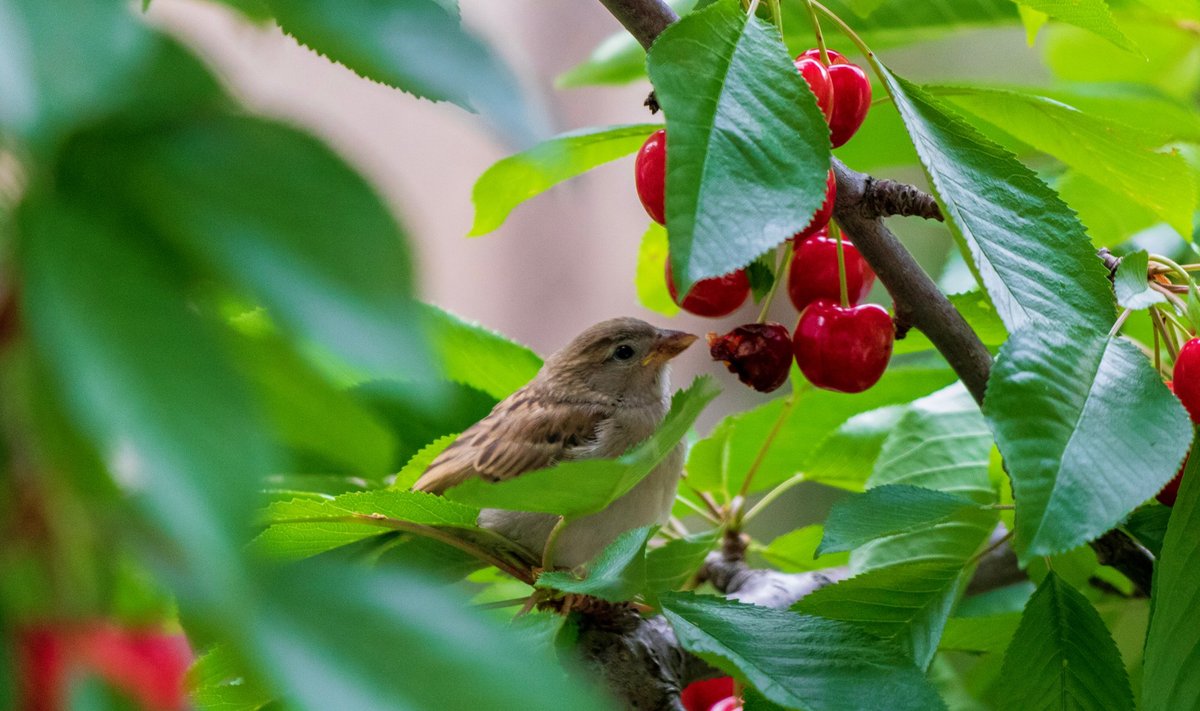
[537,526,652,602]
[819,486,984,555]
[893,291,1007,356]
[984,327,1192,563]
[116,115,431,383]
[802,406,906,491]
[795,561,967,668]
[635,223,682,317]
[660,593,947,711]
[262,0,540,145]
[419,303,543,400]
[187,647,273,711]
[646,0,831,293]
[391,433,458,491]
[1121,502,1171,557]
[937,86,1195,239]
[881,67,1114,333]
[446,376,720,517]
[1044,21,1200,101]
[1113,250,1166,310]
[1143,444,1200,710]
[939,613,1021,655]
[555,0,697,88]
[997,572,1134,711]
[645,530,720,594]
[1013,0,1137,52]
[759,525,849,573]
[1018,5,1050,44]
[469,123,660,236]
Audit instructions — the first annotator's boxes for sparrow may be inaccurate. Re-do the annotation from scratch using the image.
[413,317,697,568]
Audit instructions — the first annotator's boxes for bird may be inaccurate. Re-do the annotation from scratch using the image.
[413,317,697,569]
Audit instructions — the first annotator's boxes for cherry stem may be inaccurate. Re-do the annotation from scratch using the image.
[1108,308,1131,339]
[802,0,829,65]
[834,222,850,307]
[741,470,805,523]
[766,0,783,33]
[968,528,1015,566]
[1152,308,1182,362]
[675,491,722,525]
[757,241,794,323]
[811,1,886,84]
[732,394,796,528]
[1153,316,1162,375]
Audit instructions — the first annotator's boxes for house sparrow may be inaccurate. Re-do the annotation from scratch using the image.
[413,317,697,568]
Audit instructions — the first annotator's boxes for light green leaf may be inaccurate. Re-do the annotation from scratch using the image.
[882,67,1114,333]
[469,123,661,236]
[537,526,652,602]
[555,0,697,88]
[1044,22,1200,100]
[419,303,542,400]
[1113,250,1166,310]
[938,613,1021,655]
[1143,444,1200,710]
[645,530,719,594]
[392,433,458,490]
[984,327,1191,563]
[997,572,1134,711]
[784,0,1020,52]
[1013,0,1136,52]
[647,0,830,293]
[636,223,681,317]
[937,86,1195,239]
[802,406,906,491]
[187,647,273,711]
[759,526,849,573]
[263,0,540,145]
[446,376,720,517]
[660,593,947,711]
[893,291,1007,356]
[1018,5,1050,44]
[795,561,967,668]
[819,485,984,556]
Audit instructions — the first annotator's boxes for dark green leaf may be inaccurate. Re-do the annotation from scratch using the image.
[1113,250,1166,310]
[469,124,660,235]
[645,530,720,594]
[746,253,777,304]
[660,593,947,711]
[1142,443,1200,710]
[819,485,983,555]
[997,573,1134,711]
[1014,0,1136,51]
[881,68,1114,333]
[758,525,849,573]
[795,561,967,668]
[353,377,496,467]
[537,526,652,602]
[646,0,830,293]
[636,223,681,317]
[984,327,1191,562]
[446,376,719,517]
[419,303,543,400]
[1122,502,1171,557]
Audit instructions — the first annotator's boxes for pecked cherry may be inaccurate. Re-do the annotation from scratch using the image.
[793,300,893,393]
[666,260,750,318]
[794,55,834,122]
[708,322,792,393]
[787,227,876,311]
[794,169,837,241]
[635,129,667,224]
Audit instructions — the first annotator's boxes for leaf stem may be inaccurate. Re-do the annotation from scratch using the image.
[1107,308,1131,339]
[811,1,885,84]
[741,470,805,523]
[767,0,783,33]
[757,241,794,323]
[541,516,568,569]
[675,491,722,524]
[834,222,850,307]
[732,395,796,527]
[968,528,1014,566]
[1152,308,1181,362]
[801,0,829,64]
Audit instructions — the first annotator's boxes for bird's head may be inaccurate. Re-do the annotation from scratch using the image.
[543,317,697,402]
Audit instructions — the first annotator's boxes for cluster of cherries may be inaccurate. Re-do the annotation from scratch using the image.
[1160,337,1200,506]
[636,48,889,394]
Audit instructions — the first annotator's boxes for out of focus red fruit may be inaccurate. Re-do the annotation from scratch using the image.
[681,677,735,711]
[708,323,792,393]
[635,129,667,224]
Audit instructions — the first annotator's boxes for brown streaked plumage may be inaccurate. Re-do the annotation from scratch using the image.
[414,317,696,567]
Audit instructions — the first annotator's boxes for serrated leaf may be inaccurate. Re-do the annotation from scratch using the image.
[660,593,947,711]
[1143,444,1200,710]
[1113,250,1166,310]
[819,485,984,555]
[187,647,273,711]
[1121,502,1171,557]
[391,433,458,490]
[646,0,830,293]
[636,223,681,317]
[263,0,540,145]
[759,526,849,574]
[882,67,1114,333]
[795,561,966,668]
[469,123,661,236]
[997,572,1134,711]
[984,327,1191,563]
[536,526,651,602]
[645,530,719,594]
[446,376,719,517]
[1014,0,1137,53]
[419,303,542,400]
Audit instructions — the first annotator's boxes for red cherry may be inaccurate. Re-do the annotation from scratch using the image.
[787,228,876,311]
[827,63,872,148]
[16,626,69,711]
[799,48,850,65]
[793,300,894,393]
[666,260,750,318]
[708,322,792,393]
[1173,339,1200,422]
[1158,379,1193,507]
[710,698,744,711]
[635,129,667,225]
[680,677,735,711]
[793,56,834,122]
[794,169,836,241]
[75,623,192,711]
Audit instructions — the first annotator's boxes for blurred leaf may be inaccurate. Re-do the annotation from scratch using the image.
[636,223,681,317]
[796,561,967,668]
[832,100,920,173]
[469,123,660,236]
[645,529,720,594]
[1018,6,1050,44]
[1044,22,1200,100]
[537,526,652,602]
[1121,502,1171,557]
[446,376,720,518]
[353,378,496,467]
[783,0,1020,51]
[819,486,984,555]
[1142,444,1200,710]
[660,593,947,710]
[188,647,273,711]
[647,0,830,293]
[984,327,1191,563]
[263,0,541,145]
[1035,83,1200,143]
[939,613,1021,655]
[938,86,1195,239]
[882,68,1114,333]
[1113,250,1166,309]
[556,0,697,87]
[419,303,543,400]
[392,433,458,490]
[802,406,906,491]
[1056,170,1159,246]
[998,572,1134,711]
[759,526,850,573]
[1014,0,1136,52]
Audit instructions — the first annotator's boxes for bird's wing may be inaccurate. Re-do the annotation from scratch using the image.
[412,387,608,495]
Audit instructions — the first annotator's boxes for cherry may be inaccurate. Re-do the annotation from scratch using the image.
[666,260,750,318]
[793,300,893,393]
[793,56,834,122]
[680,677,735,711]
[635,129,667,225]
[708,322,792,393]
[799,48,850,65]
[826,62,872,148]
[1159,372,1198,507]
[794,169,836,241]
[787,227,876,311]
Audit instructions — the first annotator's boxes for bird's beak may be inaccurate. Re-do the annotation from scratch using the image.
[642,329,698,366]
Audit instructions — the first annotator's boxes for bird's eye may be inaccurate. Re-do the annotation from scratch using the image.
[613,344,636,361]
